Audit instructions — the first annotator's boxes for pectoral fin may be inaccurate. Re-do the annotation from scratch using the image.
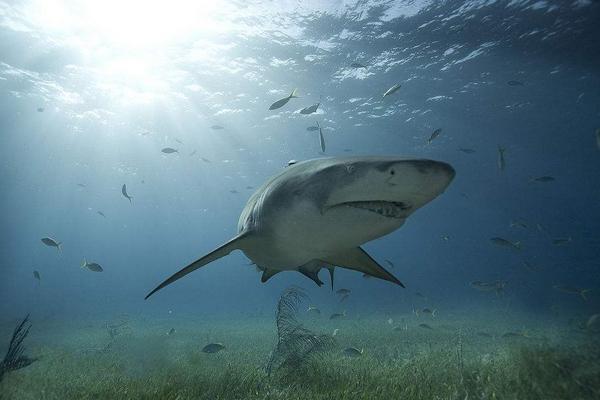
[321,247,404,287]
[145,233,250,299]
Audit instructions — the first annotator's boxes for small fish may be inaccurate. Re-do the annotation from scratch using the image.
[530,176,555,183]
[81,259,103,272]
[470,280,506,295]
[552,237,571,246]
[507,80,524,86]
[477,332,492,338]
[77,183,87,188]
[175,138,183,144]
[300,102,320,115]
[202,343,225,353]
[441,235,450,241]
[189,150,197,156]
[330,312,346,320]
[307,305,321,314]
[419,323,433,330]
[362,274,371,279]
[37,107,44,112]
[350,62,367,69]
[121,184,133,203]
[490,237,521,250]
[382,83,401,98]
[336,289,351,295]
[552,285,590,300]
[343,347,363,357]
[596,128,600,150]
[387,318,393,325]
[502,331,526,338]
[317,121,326,153]
[167,328,176,336]
[201,157,211,163]
[269,88,298,110]
[412,307,419,317]
[393,325,408,332]
[522,261,538,272]
[458,148,475,154]
[384,259,394,269]
[41,237,61,251]
[332,328,339,337]
[497,146,506,171]
[422,308,437,317]
[211,125,224,130]
[230,189,239,194]
[510,220,527,229]
[306,126,319,131]
[340,294,350,302]
[97,211,106,218]
[287,160,298,167]
[161,147,178,154]
[33,270,41,281]
[427,128,441,144]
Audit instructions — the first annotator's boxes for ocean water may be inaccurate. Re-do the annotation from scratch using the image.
[1,1,599,399]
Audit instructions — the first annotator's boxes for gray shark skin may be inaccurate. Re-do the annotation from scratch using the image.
[145,156,455,299]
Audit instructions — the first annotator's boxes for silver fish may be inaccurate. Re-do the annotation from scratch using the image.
[307,305,321,314]
[552,285,590,300]
[33,270,41,281]
[382,83,401,98]
[211,125,224,130]
[458,148,475,154]
[306,125,319,131]
[269,89,298,110]
[343,347,363,357]
[330,312,346,320]
[427,128,441,144]
[419,323,433,330]
[121,184,133,203]
[497,146,506,171]
[161,147,178,154]
[81,259,103,272]
[490,237,521,250]
[317,122,326,153]
[202,343,225,353]
[97,211,106,218]
[300,102,320,115]
[41,237,61,251]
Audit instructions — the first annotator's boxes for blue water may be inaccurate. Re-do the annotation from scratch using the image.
[0,0,599,344]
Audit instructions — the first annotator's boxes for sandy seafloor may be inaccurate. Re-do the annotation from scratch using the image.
[1,305,599,400]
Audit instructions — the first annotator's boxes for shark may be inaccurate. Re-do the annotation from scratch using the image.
[145,156,455,299]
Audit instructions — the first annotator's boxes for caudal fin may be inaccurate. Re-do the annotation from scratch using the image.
[290,88,298,98]
[145,233,249,300]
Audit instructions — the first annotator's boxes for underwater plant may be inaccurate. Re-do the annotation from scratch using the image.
[0,314,37,382]
[265,286,335,376]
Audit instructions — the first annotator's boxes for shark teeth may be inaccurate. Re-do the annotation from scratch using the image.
[343,201,411,219]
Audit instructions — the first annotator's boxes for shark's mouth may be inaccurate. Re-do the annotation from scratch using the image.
[337,200,411,219]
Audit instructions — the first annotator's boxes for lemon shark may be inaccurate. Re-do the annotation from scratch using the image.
[145,156,455,299]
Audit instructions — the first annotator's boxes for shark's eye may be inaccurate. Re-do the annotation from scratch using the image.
[390,169,395,175]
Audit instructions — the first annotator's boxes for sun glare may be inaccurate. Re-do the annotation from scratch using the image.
[28,0,226,49]
[21,0,231,104]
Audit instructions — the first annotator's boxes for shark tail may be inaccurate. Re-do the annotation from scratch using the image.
[290,88,298,98]
[57,242,62,252]
[514,241,522,250]
[432,309,437,318]
[81,258,87,269]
